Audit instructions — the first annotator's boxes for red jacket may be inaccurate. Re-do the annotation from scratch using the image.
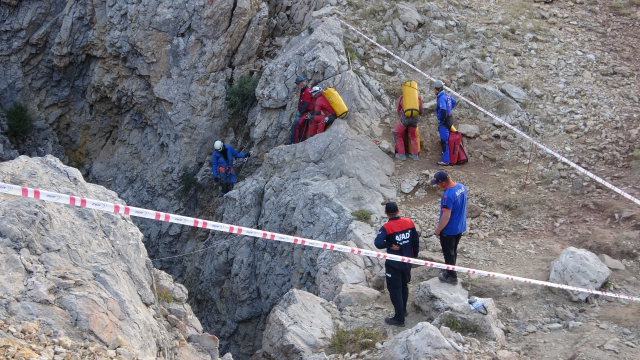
[313,95,336,117]
[397,94,424,117]
[298,86,314,115]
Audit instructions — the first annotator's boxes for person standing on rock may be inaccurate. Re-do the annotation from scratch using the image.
[288,77,315,144]
[374,202,420,327]
[212,140,251,195]
[394,87,424,161]
[431,171,467,284]
[307,87,337,137]
[434,80,457,166]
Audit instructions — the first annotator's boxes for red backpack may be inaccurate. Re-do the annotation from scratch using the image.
[448,131,468,165]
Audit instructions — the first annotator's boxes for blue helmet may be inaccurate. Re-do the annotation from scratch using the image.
[295,76,305,84]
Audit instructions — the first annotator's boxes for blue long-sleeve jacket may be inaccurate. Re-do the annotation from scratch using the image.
[435,90,457,123]
[374,216,420,270]
[212,145,245,177]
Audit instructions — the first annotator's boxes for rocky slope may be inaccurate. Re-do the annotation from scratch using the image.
[0,156,220,359]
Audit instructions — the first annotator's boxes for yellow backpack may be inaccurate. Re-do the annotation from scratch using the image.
[323,87,349,118]
[402,81,420,118]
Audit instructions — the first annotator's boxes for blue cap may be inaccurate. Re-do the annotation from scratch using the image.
[430,171,449,185]
[295,76,305,84]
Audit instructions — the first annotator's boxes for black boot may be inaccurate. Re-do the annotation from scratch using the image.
[385,317,405,327]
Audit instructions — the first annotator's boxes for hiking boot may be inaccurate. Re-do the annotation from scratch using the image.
[437,161,450,166]
[438,273,458,284]
[408,154,419,161]
[395,153,407,161]
[384,317,405,327]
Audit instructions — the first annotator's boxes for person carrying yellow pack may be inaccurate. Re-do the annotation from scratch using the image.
[394,81,424,161]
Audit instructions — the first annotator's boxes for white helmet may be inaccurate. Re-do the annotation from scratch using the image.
[214,140,224,151]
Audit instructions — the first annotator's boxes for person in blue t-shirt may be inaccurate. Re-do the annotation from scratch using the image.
[433,80,457,166]
[430,170,467,284]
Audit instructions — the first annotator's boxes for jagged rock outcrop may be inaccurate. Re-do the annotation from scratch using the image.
[261,289,334,359]
[252,17,387,152]
[183,121,395,358]
[0,155,218,359]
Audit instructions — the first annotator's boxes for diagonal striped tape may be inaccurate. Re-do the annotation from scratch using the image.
[335,16,640,207]
[1,182,637,302]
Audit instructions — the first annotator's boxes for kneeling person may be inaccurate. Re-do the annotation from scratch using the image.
[308,87,337,136]
[374,202,420,327]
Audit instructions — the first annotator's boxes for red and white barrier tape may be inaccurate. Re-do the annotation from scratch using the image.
[1,182,637,302]
[335,17,640,207]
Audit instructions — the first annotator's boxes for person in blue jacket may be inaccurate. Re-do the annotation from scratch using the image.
[433,80,457,166]
[212,140,251,195]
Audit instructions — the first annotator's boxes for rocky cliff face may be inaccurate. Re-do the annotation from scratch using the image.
[0,155,219,359]
[174,121,394,358]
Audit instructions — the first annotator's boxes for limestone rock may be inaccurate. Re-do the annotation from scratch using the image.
[396,2,423,31]
[549,247,612,301]
[392,19,406,41]
[598,254,626,270]
[440,298,506,346]
[401,179,419,194]
[333,283,381,310]
[465,83,522,116]
[414,278,469,320]
[501,84,530,103]
[466,202,483,218]
[379,140,395,155]
[0,156,215,359]
[378,322,457,360]
[262,289,334,359]
[457,124,480,138]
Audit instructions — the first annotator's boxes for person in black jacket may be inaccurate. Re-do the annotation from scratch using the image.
[374,202,420,327]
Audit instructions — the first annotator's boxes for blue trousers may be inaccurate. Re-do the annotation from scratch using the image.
[219,169,237,194]
[438,125,450,164]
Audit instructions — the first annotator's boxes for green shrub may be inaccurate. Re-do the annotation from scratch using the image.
[157,288,173,303]
[226,74,259,115]
[178,169,203,199]
[4,103,33,138]
[351,208,372,222]
[478,51,488,60]
[329,327,384,355]
[442,314,460,331]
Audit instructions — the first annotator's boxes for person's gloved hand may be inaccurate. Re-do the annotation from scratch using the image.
[246,151,253,158]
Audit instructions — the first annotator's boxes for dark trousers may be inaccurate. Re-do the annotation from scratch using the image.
[385,264,411,322]
[439,233,462,278]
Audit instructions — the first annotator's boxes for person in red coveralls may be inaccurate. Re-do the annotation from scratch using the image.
[307,87,337,136]
[288,76,315,144]
[394,91,424,161]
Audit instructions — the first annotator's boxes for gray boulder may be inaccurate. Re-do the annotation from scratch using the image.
[396,2,423,31]
[333,283,381,310]
[465,83,522,116]
[0,156,215,359]
[262,289,334,360]
[550,247,612,301]
[598,254,626,270]
[414,278,469,320]
[457,124,480,138]
[501,84,530,103]
[378,322,458,360]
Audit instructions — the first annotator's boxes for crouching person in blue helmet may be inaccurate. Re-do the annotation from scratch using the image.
[212,140,251,195]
